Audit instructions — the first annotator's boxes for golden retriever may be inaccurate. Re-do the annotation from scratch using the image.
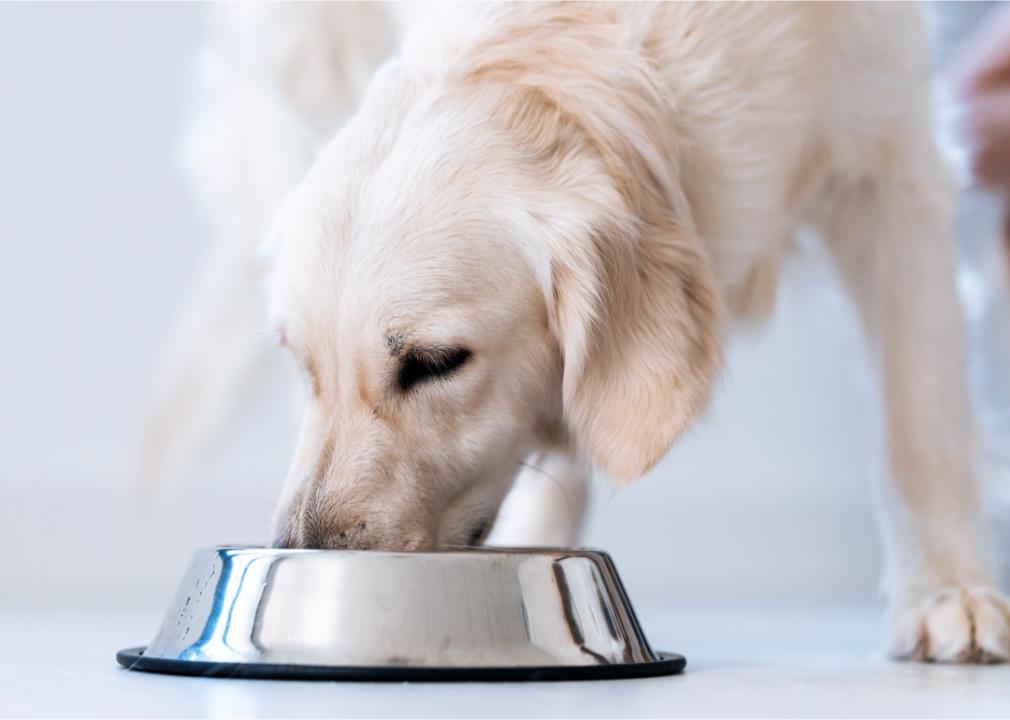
[144,2,1010,663]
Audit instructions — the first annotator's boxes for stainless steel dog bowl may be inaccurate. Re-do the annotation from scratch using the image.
[117,546,684,681]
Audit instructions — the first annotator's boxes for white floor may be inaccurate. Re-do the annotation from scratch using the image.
[2,603,1008,719]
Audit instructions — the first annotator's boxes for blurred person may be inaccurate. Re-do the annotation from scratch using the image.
[955,3,1010,241]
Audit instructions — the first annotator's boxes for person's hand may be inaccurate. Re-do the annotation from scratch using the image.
[954,5,1010,195]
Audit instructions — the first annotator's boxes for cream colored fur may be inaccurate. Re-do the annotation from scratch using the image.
[145,2,1010,663]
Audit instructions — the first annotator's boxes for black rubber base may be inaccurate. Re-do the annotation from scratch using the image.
[116,646,685,682]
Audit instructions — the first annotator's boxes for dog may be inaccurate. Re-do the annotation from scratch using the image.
[143,2,1010,663]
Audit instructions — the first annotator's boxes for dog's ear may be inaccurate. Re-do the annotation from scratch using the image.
[450,20,721,482]
[550,214,721,483]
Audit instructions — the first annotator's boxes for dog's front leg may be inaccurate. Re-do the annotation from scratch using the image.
[487,450,590,547]
[822,151,1010,662]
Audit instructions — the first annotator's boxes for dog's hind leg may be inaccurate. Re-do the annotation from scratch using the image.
[487,450,590,547]
[138,4,392,490]
[819,142,1010,662]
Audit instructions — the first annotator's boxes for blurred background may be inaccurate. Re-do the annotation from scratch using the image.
[0,1,1007,620]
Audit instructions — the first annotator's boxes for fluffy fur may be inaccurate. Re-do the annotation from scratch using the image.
[145,2,1010,663]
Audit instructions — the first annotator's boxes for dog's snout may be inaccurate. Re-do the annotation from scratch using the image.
[276,511,376,550]
[310,518,372,550]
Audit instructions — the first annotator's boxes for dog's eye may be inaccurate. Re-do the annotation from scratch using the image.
[397,347,472,393]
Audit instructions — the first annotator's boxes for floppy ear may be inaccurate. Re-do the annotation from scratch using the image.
[551,213,722,483]
[446,11,721,482]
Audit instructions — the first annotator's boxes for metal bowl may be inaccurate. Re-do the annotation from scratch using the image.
[117,546,684,681]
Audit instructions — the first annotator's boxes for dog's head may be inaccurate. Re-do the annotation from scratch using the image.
[268,22,721,550]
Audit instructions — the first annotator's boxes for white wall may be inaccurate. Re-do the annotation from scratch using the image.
[0,2,1000,612]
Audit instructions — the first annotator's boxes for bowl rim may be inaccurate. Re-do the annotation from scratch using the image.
[206,545,614,557]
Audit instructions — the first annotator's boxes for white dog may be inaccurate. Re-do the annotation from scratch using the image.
[144,2,1010,663]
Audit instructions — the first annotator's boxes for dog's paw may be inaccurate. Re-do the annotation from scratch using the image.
[887,586,1010,663]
